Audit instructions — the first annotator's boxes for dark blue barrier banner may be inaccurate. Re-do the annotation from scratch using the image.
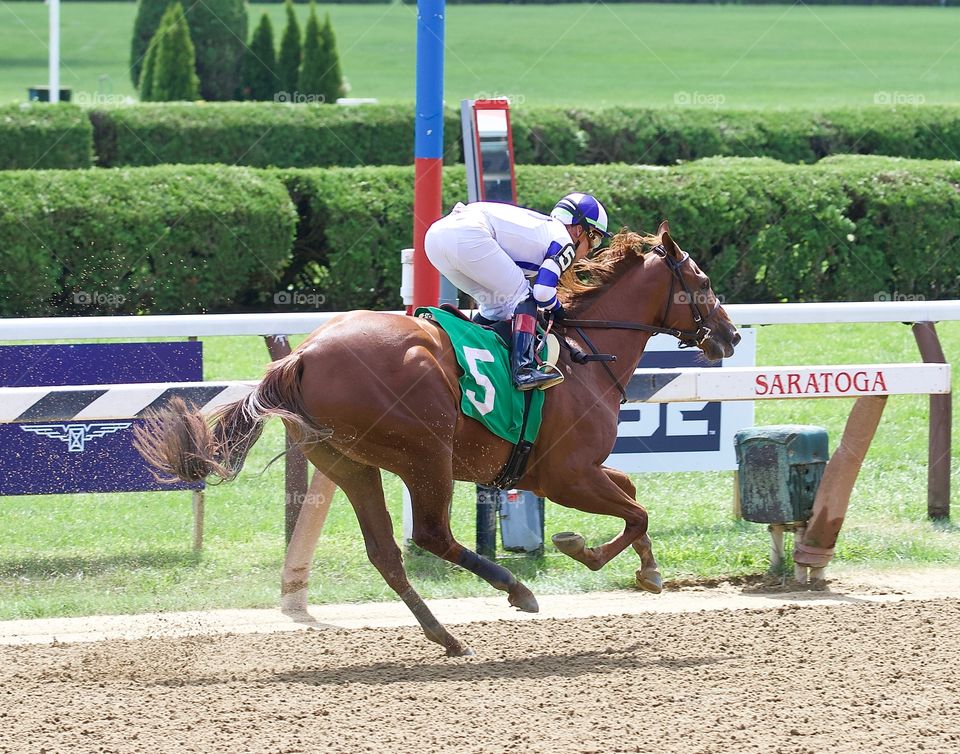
[614,349,721,455]
[610,330,757,473]
[0,343,202,495]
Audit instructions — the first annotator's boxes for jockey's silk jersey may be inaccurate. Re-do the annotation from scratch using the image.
[451,202,576,310]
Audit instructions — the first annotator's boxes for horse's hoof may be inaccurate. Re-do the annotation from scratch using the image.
[508,582,540,613]
[280,587,309,614]
[552,531,586,556]
[636,568,663,594]
[446,644,475,658]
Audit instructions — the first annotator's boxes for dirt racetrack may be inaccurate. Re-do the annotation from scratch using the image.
[2,576,960,754]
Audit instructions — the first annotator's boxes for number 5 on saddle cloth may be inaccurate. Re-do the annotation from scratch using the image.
[414,306,561,451]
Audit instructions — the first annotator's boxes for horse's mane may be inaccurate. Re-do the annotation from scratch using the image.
[559,229,661,316]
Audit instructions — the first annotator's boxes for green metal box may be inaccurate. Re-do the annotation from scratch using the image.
[734,425,829,525]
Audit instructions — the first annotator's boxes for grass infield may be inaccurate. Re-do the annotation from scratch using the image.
[1,320,958,619]
[0,3,958,108]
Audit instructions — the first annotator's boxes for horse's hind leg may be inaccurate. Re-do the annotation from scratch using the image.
[603,466,663,594]
[403,462,539,613]
[281,471,337,614]
[305,446,472,657]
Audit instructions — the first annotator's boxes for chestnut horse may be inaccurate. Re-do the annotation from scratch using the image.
[135,222,739,656]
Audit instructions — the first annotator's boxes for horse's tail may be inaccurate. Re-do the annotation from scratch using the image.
[133,351,330,484]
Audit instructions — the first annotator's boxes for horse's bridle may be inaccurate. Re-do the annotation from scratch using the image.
[556,244,720,403]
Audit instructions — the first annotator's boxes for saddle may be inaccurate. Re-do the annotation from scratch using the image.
[438,304,562,376]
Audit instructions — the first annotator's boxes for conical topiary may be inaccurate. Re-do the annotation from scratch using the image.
[317,13,345,104]
[130,0,245,100]
[277,0,302,96]
[243,13,280,101]
[148,2,200,102]
[298,1,324,100]
[180,0,246,100]
[138,17,162,100]
[130,0,168,87]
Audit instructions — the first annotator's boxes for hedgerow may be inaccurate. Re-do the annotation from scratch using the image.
[0,166,296,315]
[278,157,960,309]
[85,104,960,169]
[1,157,956,316]
[0,104,93,170]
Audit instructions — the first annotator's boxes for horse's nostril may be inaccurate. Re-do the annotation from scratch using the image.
[732,331,742,346]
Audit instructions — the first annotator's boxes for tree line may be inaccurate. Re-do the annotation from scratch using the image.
[131,0,346,103]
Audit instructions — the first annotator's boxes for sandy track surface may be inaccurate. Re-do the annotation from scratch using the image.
[2,568,959,754]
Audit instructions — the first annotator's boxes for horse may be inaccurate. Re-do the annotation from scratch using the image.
[134,221,740,657]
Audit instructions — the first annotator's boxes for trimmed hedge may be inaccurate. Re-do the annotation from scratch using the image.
[0,166,296,316]
[273,167,468,310]
[85,103,960,170]
[89,103,461,168]
[279,157,960,309]
[13,104,960,172]
[0,104,93,170]
[518,106,960,166]
[1,157,957,316]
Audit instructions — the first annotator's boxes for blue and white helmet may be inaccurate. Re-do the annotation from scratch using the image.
[550,193,612,238]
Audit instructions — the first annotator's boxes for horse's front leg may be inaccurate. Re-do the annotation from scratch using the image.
[631,534,663,594]
[543,465,649,573]
[601,466,663,594]
[280,471,337,614]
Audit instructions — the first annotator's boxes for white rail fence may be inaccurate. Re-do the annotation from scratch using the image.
[2,301,959,340]
[1,300,956,530]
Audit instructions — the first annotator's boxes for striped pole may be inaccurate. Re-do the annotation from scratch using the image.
[412,0,445,310]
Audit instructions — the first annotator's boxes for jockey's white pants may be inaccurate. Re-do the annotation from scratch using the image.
[424,209,530,322]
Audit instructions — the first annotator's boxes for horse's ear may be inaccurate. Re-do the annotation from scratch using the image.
[660,229,682,259]
[657,220,671,236]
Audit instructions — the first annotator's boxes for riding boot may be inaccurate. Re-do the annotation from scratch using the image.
[511,299,563,391]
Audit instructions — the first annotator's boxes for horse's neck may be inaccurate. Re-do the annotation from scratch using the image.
[571,257,667,391]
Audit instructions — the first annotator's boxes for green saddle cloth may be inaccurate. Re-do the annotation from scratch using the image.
[415,307,544,445]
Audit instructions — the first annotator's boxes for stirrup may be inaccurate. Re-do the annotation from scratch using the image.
[535,362,564,390]
[514,365,563,392]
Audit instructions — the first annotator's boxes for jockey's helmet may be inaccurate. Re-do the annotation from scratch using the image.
[550,193,612,239]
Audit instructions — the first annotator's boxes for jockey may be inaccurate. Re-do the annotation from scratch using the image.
[424,193,612,391]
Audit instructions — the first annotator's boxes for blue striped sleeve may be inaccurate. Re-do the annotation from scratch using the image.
[533,257,562,309]
[514,260,541,273]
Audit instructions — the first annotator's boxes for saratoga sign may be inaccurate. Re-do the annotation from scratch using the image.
[755,369,888,397]
[625,363,950,405]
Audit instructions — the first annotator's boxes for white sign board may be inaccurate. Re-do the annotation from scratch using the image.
[608,328,756,473]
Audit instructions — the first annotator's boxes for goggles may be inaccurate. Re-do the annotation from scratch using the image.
[587,227,604,251]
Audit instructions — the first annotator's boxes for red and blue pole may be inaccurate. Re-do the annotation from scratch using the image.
[412,0,445,311]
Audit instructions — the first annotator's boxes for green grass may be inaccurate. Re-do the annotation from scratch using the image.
[1,0,958,618]
[1,3,959,108]
[1,321,958,619]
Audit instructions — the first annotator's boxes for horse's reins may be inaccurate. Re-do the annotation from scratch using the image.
[555,245,719,403]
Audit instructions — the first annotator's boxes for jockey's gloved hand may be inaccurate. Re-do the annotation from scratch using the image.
[550,304,566,323]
